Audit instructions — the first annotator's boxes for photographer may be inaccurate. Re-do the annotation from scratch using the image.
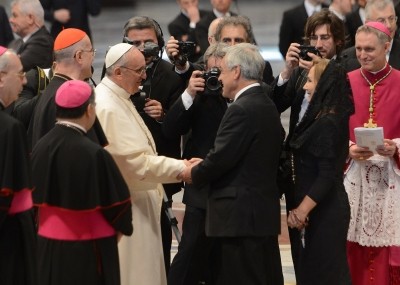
[166,15,274,85]
[121,16,185,276]
[163,43,228,285]
[271,9,346,283]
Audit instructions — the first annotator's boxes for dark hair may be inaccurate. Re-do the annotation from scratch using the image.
[56,89,95,119]
[214,15,255,44]
[123,16,165,51]
[303,9,346,55]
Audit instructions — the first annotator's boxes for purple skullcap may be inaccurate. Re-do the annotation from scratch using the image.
[365,21,392,39]
[55,80,92,108]
[0,46,7,56]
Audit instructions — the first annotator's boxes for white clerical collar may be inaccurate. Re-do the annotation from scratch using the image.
[359,7,366,24]
[22,27,39,43]
[56,120,87,133]
[233,82,260,102]
[329,7,345,21]
[304,0,322,17]
[213,8,230,18]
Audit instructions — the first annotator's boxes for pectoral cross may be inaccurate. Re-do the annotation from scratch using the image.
[364,118,377,128]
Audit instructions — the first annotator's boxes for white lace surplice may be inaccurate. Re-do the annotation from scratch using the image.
[345,152,400,247]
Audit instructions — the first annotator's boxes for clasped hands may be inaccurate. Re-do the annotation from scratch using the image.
[349,139,397,161]
[287,208,308,231]
[179,158,203,184]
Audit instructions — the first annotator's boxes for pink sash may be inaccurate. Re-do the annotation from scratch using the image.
[8,189,33,214]
[38,206,115,241]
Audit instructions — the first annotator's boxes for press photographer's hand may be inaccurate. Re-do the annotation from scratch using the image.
[186,70,205,98]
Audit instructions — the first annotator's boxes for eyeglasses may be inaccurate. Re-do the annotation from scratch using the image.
[0,70,26,79]
[120,66,146,76]
[74,48,96,58]
[375,16,398,25]
[309,34,332,42]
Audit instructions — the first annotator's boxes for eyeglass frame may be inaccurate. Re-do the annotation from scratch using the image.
[119,65,146,76]
[73,48,97,58]
[308,34,332,43]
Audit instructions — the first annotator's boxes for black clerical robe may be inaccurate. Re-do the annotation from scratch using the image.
[29,74,107,150]
[32,124,133,285]
[0,106,37,285]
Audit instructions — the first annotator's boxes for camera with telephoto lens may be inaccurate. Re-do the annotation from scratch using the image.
[202,67,222,92]
[178,41,196,58]
[298,45,321,61]
[142,42,160,58]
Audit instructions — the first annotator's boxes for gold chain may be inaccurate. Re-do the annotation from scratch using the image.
[359,65,392,128]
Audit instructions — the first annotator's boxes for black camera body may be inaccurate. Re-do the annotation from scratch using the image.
[142,42,160,58]
[202,67,222,92]
[298,45,321,61]
[178,41,196,58]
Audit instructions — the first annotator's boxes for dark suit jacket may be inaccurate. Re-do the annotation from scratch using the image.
[345,8,363,48]
[163,91,227,209]
[133,59,185,197]
[0,6,14,46]
[278,3,328,58]
[194,11,237,55]
[40,0,101,39]
[8,26,53,71]
[341,38,400,72]
[191,86,282,237]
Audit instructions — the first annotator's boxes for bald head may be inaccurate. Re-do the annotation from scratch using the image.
[208,18,223,44]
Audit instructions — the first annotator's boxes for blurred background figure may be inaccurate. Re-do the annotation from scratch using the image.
[329,0,353,20]
[345,0,368,47]
[39,0,101,40]
[8,0,53,71]
[0,5,14,46]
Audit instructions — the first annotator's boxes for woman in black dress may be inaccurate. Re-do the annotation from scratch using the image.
[287,58,354,285]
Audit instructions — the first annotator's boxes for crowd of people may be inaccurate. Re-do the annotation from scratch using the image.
[2,0,400,284]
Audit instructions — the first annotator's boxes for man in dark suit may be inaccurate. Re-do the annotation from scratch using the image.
[163,43,228,285]
[122,16,186,275]
[8,0,53,71]
[195,0,236,55]
[168,0,211,62]
[279,0,328,58]
[181,43,284,285]
[39,0,101,40]
[0,6,14,46]
[345,0,367,47]
[341,0,400,71]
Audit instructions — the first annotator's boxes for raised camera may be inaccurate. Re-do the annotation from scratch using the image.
[142,42,160,58]
[178,41,196,58]
[203,67,222,92]
[298,45,321,61]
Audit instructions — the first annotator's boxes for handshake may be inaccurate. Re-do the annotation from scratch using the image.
[178,158,203,184]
